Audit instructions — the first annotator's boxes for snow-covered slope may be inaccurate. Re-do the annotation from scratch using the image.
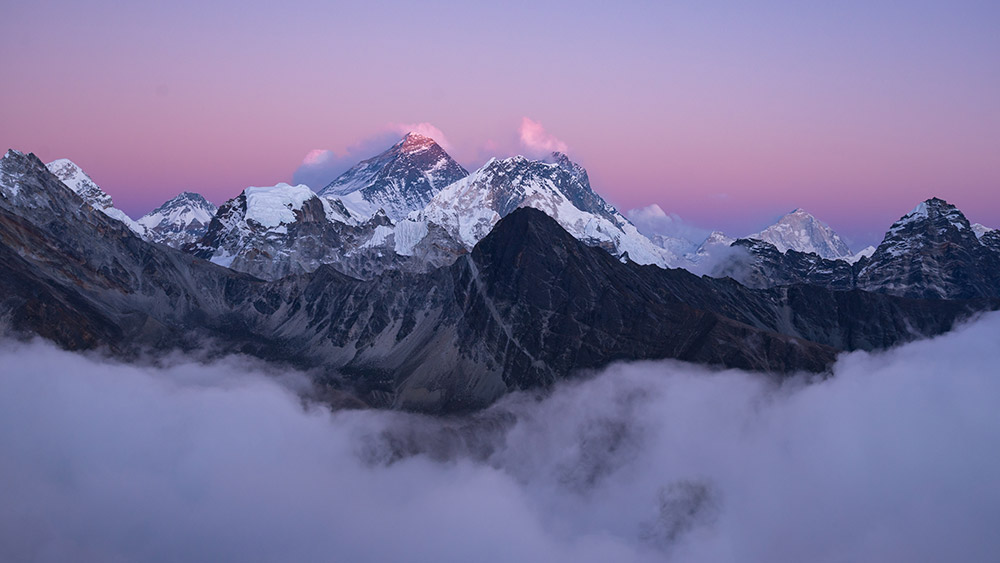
[45,158,145,235]
[416,153,677,266]
[188,182,462,280]
[138,192,218,248]
[319,133,468,221]
[845,245,876,264]
[747,208,853,260]
[972,223,994,240]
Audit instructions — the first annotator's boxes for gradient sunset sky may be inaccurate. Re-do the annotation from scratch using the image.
[2,1,998,248]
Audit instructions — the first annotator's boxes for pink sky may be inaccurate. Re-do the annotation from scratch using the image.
[1,1,998,248]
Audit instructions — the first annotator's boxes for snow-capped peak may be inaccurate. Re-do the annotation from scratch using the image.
[845,245,876,264]
[46,158,113,209]
[398,132,438,153]
[889,197,969,234]
[138,191,219,248]
[318,133,469,222]
[747,208,853,260]
[45,158,145,235]
[416,153,678,267]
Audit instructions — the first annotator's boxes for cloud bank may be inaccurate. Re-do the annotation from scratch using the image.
[2,313,1000,562]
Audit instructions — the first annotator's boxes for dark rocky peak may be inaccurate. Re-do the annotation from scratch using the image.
[858,198,1000,299]
[729,237,856,290]
[981,229,1000,254]
[869,197,979,260]
[2,150,89,212]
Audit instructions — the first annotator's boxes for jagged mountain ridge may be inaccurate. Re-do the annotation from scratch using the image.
[186,182,464,281]
[3,149,997,413]
[856,198,1000,299]
[138,191,218,248]
[319,133,469,221]
[45,158,146,235]
[721,198,1000,300]
[417,152,677,266]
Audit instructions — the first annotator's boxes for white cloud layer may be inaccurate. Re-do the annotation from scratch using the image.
[2,312,1000,562]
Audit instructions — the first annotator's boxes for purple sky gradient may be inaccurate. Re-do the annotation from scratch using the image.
[2,1,998,248]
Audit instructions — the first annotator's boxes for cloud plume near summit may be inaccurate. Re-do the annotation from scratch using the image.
[2,313,1000,562]
[519,117,569,157]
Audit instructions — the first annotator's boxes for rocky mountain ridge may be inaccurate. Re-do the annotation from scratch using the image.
[138,191,218,247]
[3,149,997,413]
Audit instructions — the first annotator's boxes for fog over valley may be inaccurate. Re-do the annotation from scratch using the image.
[2,313,999,562]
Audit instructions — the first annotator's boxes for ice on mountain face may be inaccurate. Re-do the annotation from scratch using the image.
[317,133,469,222]
[45,158,145,235]
[138,192,219,248]
[244,184,317,228]
[139,192,216,229]
[972,223,994,239]
[391,219,429,256]
[846,246,876,264]
[909,201,929,219]
[747,208,853,260]
[417,155,678,267]
[46,158,113,209]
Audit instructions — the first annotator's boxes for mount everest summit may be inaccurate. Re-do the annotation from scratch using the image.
[318,132,469,221]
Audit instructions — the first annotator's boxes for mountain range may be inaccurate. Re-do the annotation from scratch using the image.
[2,136,999,412]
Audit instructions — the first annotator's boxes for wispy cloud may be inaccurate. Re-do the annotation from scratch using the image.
[519,117,568,156]
[291,131,400,190]
[389,122,451,151]
[292,122,452,190]
[626,203,710,245]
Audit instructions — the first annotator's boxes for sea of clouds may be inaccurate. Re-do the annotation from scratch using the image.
[2,312,999,562]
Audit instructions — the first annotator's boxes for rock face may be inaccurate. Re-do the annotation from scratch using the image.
[417,153,677,266]
[45,158,146,235]
[719,198,1000,300]
[138,192,218,248]
[2,151,998,413]
[318,133,469,221]
[855,198,1000,299]
[187,183,465,281]
[729,238,857,290]
[747,208,854,260]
